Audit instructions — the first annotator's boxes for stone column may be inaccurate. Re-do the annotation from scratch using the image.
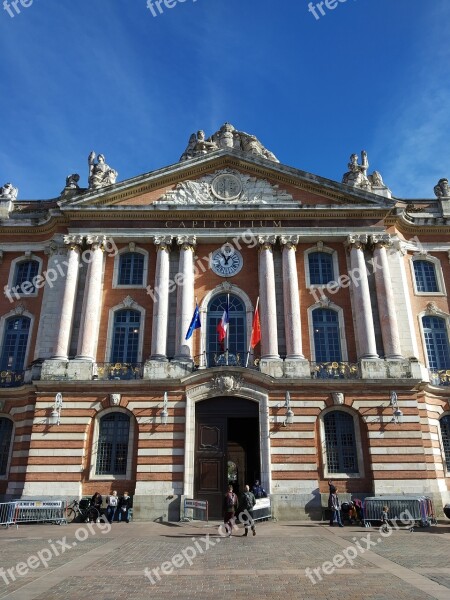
[150,236,172,360]
[52,239,82,360]
[372,234,403,359]
[346,234,378,359]
[76,236,105,361]
[174,235,196,360]
[280,235,303,358]
[258,236,279,360]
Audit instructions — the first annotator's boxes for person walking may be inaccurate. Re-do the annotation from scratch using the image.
[118,491,132,523]
[328,483,343,527]
[240,484,256,536]
[106,490,119,523]
[223,484,239,537]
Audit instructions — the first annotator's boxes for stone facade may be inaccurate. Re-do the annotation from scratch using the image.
[1,129,450,520]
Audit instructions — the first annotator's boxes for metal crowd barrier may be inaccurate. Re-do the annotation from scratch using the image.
[14,501,67,526]
[0,502,18,528]
[363,495,436,528]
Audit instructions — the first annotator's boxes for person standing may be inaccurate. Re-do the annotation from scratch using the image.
[240,484,256,536]
[118,491,133,523]
[91,491,103,522]
[251,480,267,499]
[106,490,119,523]
[223,484,239,537]
[328,483,343,527]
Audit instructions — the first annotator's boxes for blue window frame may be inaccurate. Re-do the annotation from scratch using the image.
[14,260,39,293]
[118,253,144,286]
[312,309,342,362]
[440,416,450,472]
[0,418,13,476]
[309,252,334,285]
[207,295,246,356]
[111,310,141,363]
[0,317,30,371]
[324,411,358,474]
[95,413,130,475]
[422,316,450,370]
[414,260,439,293]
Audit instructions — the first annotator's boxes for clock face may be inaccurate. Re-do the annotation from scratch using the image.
[210,245,243,277]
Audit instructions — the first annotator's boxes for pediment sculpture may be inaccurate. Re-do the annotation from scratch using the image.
[180,123,279,163]
[342,151,390,197]
[157,169,294,205]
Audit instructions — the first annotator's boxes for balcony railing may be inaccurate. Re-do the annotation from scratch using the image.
[0,370,25,388]
[428,369,450,386]
[311,361,360,379]
[94,363,144,380]
[194,352,259,370]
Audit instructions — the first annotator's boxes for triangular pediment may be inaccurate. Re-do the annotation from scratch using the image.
[58,149,396,213]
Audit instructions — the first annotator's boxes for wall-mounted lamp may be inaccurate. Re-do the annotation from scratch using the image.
[160,392,169,425]
[50,392,63,426]
[283,391,294,427]
[390,391,403,424]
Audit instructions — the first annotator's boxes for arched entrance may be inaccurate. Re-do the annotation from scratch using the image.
[195,397,260,518]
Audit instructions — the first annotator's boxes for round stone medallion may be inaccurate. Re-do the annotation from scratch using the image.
[211,174,242,201]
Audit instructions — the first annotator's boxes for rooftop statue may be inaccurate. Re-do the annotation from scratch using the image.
[342,151,390,196]
[434,178,450,198]
[0,182,18,200]
[88,152,118,189]
[180,123,279,162]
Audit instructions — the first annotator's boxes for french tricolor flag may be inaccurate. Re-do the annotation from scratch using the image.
[217,296,230,346]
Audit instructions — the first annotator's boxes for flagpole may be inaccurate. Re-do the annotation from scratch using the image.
[246,297,259,367]
[225,293,230,366]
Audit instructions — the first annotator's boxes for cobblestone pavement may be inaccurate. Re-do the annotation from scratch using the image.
[0,520,449,600]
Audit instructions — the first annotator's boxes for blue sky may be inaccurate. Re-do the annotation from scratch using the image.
[0,0,449,199]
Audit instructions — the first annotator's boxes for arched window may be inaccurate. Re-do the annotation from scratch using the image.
[414,260,439,293]
[207,294,246,358]
[14,260,39,293]
[95,413,130,475]
[324,411,358,474]
[118,253,144,286]
[308,252,334,285]
[0,316,30,372]
[312,309,342,362]
[0,418,13,476]
[422,316,450,370]
[440,415,450,472]
[111,310,141,363]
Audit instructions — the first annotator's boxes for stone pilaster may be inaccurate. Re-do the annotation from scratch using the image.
[76,236,106,362]
[372,234,403,359]
[150,236,172,360]
[346,234,378,359]
[174,235,196,361]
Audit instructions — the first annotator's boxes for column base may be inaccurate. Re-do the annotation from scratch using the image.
[259,358,284,378]
[41,359,69,381]
[144,359,193,380]
[283,358,311,378]
[67,359,94,381]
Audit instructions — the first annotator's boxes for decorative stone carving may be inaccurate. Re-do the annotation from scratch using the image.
[176,235,196,250]
[88,152,118,189]
[121,295,137,308]
[109,393,121,406]
[180,123,279,163]
[0,182,18,200]
[154,235,173,252]
[13,303,26,315]
[425,302,439,315]
[280,235,299,250]
[371,233,392,248]
[434,178,450,198]
[342,151,390,195]
[64,234,84,246]
[65,174,80,189]
[211,374,243,393]
[346,233,369,249]
[158,169,294,205]
[331,392,344,405]
[318,296,331,308]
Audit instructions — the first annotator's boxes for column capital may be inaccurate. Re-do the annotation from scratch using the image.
[280,235,299,250]
[345,233,369,250]
[258,235,277,251]
[177,235,196,251]
[154,235,173,252]
[371,233,393,248]
[63,234,84,250]
[85,234,108,250]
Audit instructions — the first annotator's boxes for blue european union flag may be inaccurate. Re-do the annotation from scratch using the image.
[185,304,201,340]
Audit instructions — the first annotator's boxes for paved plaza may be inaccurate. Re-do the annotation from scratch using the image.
[0,519,449,600]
